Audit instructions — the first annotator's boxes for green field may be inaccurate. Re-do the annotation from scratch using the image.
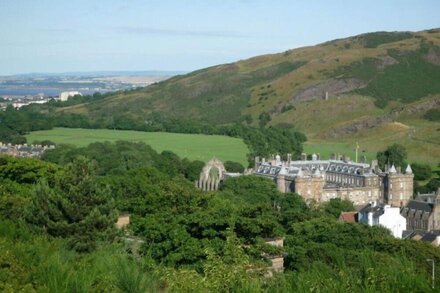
[26,128,249,166]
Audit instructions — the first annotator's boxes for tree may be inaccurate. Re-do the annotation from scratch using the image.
[415,178,440,194]
[411,163,432,181]
[321,198,355,218]
[27,156,117,252]
[376,144,407,169]
[224,161,245,173]
[182,159,205,181]
[221,175,279,205]
[31,140,56,146]
[0,156,59,185]
[0,179,32,220]
[258,112,271,128]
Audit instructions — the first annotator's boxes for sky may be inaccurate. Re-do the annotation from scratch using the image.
[0,0,439,75]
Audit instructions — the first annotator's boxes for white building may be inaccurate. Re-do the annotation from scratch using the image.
[59,91,82,101]
[358,201,407,238]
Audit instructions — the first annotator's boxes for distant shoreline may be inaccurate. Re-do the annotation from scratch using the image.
[0,88,101,97]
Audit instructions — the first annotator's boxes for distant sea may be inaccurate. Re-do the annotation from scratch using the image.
[0,88,102,97]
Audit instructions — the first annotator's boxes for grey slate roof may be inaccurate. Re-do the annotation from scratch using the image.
[255,159,372,178]
[359,202,385,218]
[406,200,433,213]
[421,232,440,242]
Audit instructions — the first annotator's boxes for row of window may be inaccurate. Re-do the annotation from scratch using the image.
[410,219,428,230]
[326,173,365,186]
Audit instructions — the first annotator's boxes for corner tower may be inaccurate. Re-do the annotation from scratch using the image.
[384,164,414,207]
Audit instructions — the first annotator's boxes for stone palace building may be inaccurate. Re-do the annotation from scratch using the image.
[254,153,414,207]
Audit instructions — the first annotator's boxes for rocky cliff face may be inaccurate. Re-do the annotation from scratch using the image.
[324,96,440,138]
[291,78,367,102]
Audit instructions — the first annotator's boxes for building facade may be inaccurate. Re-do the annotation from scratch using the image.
[400,189,440,231]
[358,201,407,238]
[254,153,414,207]
[59,91,82,102]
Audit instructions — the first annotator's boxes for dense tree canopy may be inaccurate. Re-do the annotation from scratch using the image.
[412,163,432,181]
[224,160,245,173]
[27,157,117,252]
[0,141,439,291]
[321,198,356,218]
[377,143,408,169]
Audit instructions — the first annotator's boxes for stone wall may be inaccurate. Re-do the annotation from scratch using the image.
[293,176,326,202]
[322,186,381,206]
[385,173,414,207]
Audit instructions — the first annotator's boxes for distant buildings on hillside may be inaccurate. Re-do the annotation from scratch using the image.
[0,142,55,158]
[0,91,82,110]
[59,91,82,101]
[0,94,51,109]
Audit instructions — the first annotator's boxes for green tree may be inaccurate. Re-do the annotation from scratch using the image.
[321,198,355,218]
[182,159,205,181]
[0,156,59,185]
[221,175,279,205]
[27,156,117,252]
[224,161,245,173]
[376,143,407,169]
[258,112,271,128]
[411,163,432,181]
[0,179,32,220]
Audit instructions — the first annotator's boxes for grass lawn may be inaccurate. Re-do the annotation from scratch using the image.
[304,119,440,167]
[26,128,249,166]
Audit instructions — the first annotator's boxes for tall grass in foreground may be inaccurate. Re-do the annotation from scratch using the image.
[0,219,437,292]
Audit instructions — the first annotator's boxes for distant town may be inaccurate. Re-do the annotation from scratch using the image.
[1,91,83,109]
[0,71,180,109]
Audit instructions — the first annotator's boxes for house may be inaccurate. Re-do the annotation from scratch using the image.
[59,91,82,101]
[338,212,358,223]
[400,189,440,232]
[403,230,440,247]
[358,201,406,238]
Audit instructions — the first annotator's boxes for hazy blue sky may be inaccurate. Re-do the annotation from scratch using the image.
[1,0,439,75]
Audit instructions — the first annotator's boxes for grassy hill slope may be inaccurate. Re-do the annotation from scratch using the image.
[56,29,440,164]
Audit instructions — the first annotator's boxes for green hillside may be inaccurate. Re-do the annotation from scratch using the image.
[26,128,249,166]
[55,29,440,164]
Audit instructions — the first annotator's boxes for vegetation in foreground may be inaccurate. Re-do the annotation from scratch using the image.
[0,140,439,292]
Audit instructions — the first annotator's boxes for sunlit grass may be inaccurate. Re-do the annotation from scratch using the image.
[26,128,249,165]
